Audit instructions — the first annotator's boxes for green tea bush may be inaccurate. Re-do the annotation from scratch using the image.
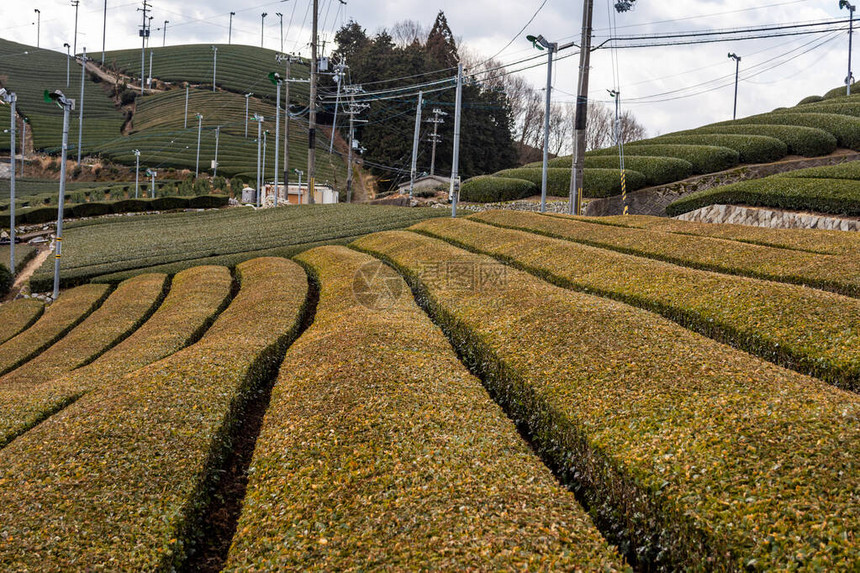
[687,124,836,157]
[728,112,860,150]
[589,143,740,174]
[0,264,11,298]
[69,203,115,218]
[776,101,860,117]
[187,194,230,209]
[823,82,860,99]
[774,161,860,181]
[797,95,824,105]
[581,155,693,185]
[666,177,860,217]
[459,175,536,202]
[650,134,788,164]
[494,167,647,198]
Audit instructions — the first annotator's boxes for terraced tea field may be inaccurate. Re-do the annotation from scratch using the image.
[0,210,857,571]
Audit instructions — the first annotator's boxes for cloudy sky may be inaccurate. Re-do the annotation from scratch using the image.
[0,0,853,137]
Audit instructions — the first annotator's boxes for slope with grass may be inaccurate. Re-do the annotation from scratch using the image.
[28,204,449,289]
[0,299,44,345]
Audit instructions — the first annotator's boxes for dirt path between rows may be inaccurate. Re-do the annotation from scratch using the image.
[8,247,51,300]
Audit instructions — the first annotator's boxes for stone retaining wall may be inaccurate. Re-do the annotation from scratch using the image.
[676,204,859,231]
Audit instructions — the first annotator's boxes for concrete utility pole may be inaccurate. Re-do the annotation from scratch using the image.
[409,91,423,199]
[34,9,41,48]
[44,90,75,300]
[133,149,140,198]
[21,118,28,177]
[450,63,463,217]
[271,73,282,206]
[329,58,347,153]
[262,130,268,198]
[427,108,446,176]
[569,0,594,216]
[213,125,220,177]
[184,85,190,129]
[276,54,297,192]
[77,47,87,166]
[195,113,203,177]
[254,113,264,206]
[244,92,253,137]
[163,21,168,47]
[308,0,318,204]
[277,12,284,54]
[1,89,17,274]
[102,3,107,63]
[138,0,151,96]
[229,12,235,44]
[609,89,628,215]
[261,12,268,48]
[842,0,856,94]
[728,52,741,120]
[64,43,71,87]
[71,0,80,58]
[148,49,153,89]
[344,85,368,204]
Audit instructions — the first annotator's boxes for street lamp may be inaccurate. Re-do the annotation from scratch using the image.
[728,52,741,120]
[0,88,18,275]
[276,12,284,54]
[261,12,268,48]
[841,0,856,95]
[229,12,235,44]
[64,43,71,87]
[244,92,253,137]
[43,89,75,300]
[133,149,141,198]
[195,113,203,178]
[212,45,218,92]
[34,9,41,48]
[527,33,575,213]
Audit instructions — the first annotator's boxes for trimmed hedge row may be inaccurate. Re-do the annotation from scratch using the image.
[589,143,740,174]
[0,195,229,229]
[224,246,626,570]
[797,95,825,105]
[774,160,860,181]
[471,210,859,298]
[494,167,648,198]
[415,217,860,390]
[0,273,167,389]
[823,82,860,99]
[685,124,837,157]
[0,284,111,377]
[352,230,860,571]
[0,264,10,299]
[582,155,694,186]
[459,175,536,202]
[775,101,860,118]
[0,258,309,570]
[0,299,44,346]
[727,112,860,150]
[0,265,233,449]
[591,214,860,256]
[650,133,788,164]
[666,176,860,218]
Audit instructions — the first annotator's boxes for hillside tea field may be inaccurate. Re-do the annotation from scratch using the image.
[0,211,857,571]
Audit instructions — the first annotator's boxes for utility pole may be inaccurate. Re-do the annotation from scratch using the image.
[277,54,297,194]
[261,12,268,48]
[229,12,235,44]
[163,21,168,47]
[254,113,264,207]
[133,149,140,197]
[77,47,87,166]
[138,0,151,96]
[244,92,253,137]
[102,2,107,63]
[1,89,17,274]
[277,12,284,54]
[728,52,741,120]
[64,43,71,87]
[344,84,368,204]
[71,0,80,58]
[841,0,856,94]
[212,45,218,92]
[269,72,282,207]
[195,113,203,178]
[450,63,463,217]
[44,90,75,300]
[213,126,220,178]
[409,91,423,199]
[329,58,347,153]
[34,9,41,48]
[147,169,156,197]
[308,0,318,204]
[21,118,28,178]
[569,0,594,216]
[148,49,153,90]
[426,108,446,176]
[609,89,628,215]
[262,130,268,202]
[184,85,190,129]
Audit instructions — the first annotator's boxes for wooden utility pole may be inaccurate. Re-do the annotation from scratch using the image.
[569,0,593,216]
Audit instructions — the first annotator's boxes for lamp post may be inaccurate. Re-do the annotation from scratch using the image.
[163,20,169,47]
[64,43,71,87]
[244,92,253,137]
[229,12,235,44]
[146,168,156,197]
[212,45,218,92]
[294,168,303,204]
[102,1,107,63]
[34,9,41,48]
[261,12,268,48]
[213,125,220,177]
[71,0,80,58]
[841,0,856,95]
[21,118,28,178]
[77,47,87,166]
[276,12,284,54]
[527,34,574,213]
[0,89,17,275]
[728,52,741,120]
[43,89,75,300]
[195,113,203,178]
[133,149,140,198]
